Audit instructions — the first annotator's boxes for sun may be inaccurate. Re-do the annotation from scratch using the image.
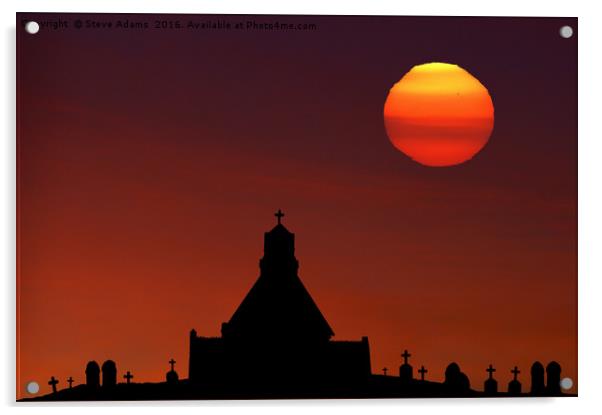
[383,62,494,167]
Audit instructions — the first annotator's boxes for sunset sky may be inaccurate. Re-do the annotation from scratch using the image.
[17,14,577,398]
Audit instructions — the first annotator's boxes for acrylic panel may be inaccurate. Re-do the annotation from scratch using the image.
[16,13,577,401]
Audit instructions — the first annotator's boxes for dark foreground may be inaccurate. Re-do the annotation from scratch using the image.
[19,375,573,401]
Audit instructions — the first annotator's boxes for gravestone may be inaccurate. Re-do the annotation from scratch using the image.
[85,361,100,388]
[48,376,59,394]
[530,361,545,395]
[101,360,117,388]
[444,362,470,395]
[123,371,134,384]
[507,366,522,395]
[484,364,498,395]
[399,349,413,383]
[166,358,179,384]
[546,361,561,396]
[418,365,428,381]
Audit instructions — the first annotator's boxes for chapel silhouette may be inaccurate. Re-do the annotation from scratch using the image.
[20,211,572,401]
[188,210,371,392]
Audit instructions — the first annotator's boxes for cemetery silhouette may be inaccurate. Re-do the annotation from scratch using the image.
[20,211,571,401]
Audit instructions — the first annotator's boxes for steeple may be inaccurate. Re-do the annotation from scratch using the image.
[260,209,298,276]
[221,210,334,342]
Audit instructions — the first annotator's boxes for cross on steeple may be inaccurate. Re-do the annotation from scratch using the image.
[48,376,59,393]
[401,349,411,365]
[124,371,134,384]
[418,365,428,381]
[274,209,285,225]
[382,367,388,376]
[169,358,176,372]
[486,364,496,379]
[511,366,520,381]
[67,377,74,388]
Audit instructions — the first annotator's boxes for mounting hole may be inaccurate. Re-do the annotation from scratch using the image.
[560,377,573,390]
[25,21,40,35]
[26,381,40,394]
[559,25,573,39]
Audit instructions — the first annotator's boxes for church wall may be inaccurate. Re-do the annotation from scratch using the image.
[189,334,225,384]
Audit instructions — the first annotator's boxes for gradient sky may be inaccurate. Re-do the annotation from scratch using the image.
[17,13,577,398]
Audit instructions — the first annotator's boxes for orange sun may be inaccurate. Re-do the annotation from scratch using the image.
[384,62,494,167]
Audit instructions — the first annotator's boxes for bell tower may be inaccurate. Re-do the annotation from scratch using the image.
[221,210,334,342]
[260,209,299,277]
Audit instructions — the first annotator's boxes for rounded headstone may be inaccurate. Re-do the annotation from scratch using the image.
[530,361,545,395]
[101,360,117,388]
[444,362,470,395]
[546,361,562,395]
[166,370,179,384]
[85,361,100,388]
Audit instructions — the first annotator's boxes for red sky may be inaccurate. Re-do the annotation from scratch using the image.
[17,13,577,398]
